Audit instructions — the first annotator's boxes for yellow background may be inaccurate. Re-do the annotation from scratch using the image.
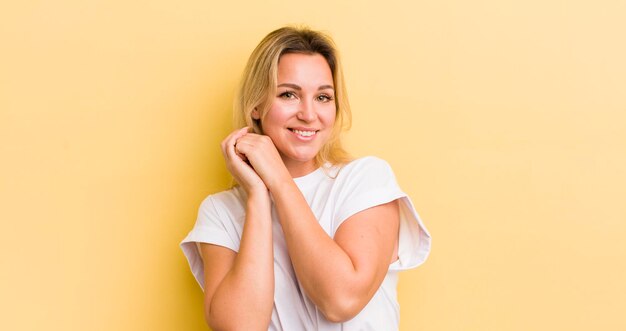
[1,0,625,330]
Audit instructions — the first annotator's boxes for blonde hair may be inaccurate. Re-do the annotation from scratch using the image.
[234,26,352,166]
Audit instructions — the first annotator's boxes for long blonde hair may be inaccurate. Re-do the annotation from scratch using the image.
[233,26,352,166]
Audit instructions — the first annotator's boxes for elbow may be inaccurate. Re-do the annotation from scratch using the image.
[318,295,364,323]
[206,315,264,331]
[205,303,271,331]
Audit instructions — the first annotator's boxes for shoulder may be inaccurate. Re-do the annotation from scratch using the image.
[329,156,405,231]
[344,155,392,170]
[329,156,401,199]
[335,156,395,180]
[199,187,245,218]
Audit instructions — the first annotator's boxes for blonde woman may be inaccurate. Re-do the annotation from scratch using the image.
[181,26,431,331]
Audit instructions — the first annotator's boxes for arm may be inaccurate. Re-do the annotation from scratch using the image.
[199,128,275,330]
[270,180,399,322]
[235,132,399,322]
[199,193,273,330]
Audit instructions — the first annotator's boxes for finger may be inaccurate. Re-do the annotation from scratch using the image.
[232,127,249,149]
[229,127,250,146]
[232,128,252,159]
[222,127,249,158]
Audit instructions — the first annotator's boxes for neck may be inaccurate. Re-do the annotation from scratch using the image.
[282,158,317,178]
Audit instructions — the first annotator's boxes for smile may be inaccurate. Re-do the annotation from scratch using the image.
[289,128,318,138]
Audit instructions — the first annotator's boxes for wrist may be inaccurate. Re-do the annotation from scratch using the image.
[265,168,294,193]
[266,177,297,198]
[246,188,271,207]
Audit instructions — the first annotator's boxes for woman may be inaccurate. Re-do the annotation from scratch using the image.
[181,26,431,330]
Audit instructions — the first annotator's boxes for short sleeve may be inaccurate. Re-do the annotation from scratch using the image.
[180,195,241,290]
[334,156,432,270]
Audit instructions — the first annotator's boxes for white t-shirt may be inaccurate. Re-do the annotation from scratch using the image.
[180,156,431,330]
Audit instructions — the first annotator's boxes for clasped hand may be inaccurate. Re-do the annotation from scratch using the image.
[220,127,289,195]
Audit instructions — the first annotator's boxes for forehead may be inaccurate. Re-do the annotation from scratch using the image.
[277,53,333,85]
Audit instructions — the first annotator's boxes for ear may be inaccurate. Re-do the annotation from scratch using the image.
[251,108,260,120]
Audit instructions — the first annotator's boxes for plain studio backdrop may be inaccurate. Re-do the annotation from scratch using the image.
[1,0,624,330]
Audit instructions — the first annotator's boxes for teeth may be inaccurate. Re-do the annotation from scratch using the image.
[292,129,316,137]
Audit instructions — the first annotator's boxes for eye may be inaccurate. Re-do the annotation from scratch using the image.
[279,91,296,99]
[317,94,334,102]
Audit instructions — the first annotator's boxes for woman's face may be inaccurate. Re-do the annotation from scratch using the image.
[254,52,336,175]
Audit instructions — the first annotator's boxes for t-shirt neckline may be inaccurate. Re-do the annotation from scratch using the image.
[293,165,330,189]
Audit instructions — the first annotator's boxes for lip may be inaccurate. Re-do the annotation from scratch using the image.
[289,127,318,132]
[288,127,319,141]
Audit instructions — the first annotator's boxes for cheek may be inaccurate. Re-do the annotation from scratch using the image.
[262,109,288,135]
[266,102,297,122]
[323,107,337,126]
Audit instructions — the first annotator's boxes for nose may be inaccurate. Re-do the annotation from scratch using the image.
[297,99,317,122]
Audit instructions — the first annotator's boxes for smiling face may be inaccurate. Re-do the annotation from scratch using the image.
[253,52,336,177]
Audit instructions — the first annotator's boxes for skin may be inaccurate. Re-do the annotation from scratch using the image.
[200,53,400,330]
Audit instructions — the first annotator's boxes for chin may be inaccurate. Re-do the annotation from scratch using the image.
[290,154,317,163]
[282,149,319,163]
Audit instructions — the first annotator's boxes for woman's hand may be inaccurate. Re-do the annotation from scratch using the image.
[232,131,291,191]
[220,127,267,195]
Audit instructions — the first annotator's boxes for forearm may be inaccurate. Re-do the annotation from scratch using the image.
[270,181,373,321]
[207,193,274,330]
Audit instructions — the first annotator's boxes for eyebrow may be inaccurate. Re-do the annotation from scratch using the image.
[277,83,334,91]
